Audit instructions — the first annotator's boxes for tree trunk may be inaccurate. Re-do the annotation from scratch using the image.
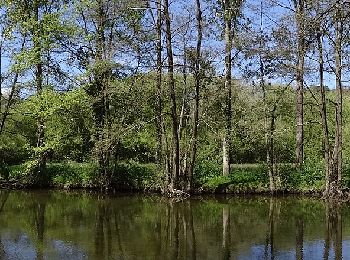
[295,0,305,168]
[179,42,188,181]
[0,36,25,136]
[93,0,111,186]
[333,4,343,186]
[317,30,332,194]
[155,0,164,169]
[187,0,203,191]
[0,73,18,135]
[267,108,277,193]
[164,0,180,191]
[324,4,343,196]
[259,1,276,194]
[222,0,232,176]
[33,0,46,174]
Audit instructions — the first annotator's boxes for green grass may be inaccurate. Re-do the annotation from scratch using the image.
[1,160,345,194]
[1,161,159,190]
[49,162,99,187]
[197,161,329,193]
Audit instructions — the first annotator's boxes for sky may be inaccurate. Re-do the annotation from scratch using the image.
[0,0,345,97]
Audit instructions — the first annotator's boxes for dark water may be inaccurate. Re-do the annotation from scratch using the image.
[0,190,347,259]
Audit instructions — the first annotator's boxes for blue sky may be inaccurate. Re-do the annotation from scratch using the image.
[0,0,344,97]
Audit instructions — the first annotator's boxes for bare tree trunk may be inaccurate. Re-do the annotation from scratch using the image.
[179,42,188,181]
[324,4,343,196]
[187,0,203,191]
[155,0,164,169]
[333,4,343,186]
[0,73,19,135]
[267,108,277,193]
[317,30,332,194]
[222,0,232,176]
[164,0,180,191]
[294,0,305,168]
[262,83,276,193]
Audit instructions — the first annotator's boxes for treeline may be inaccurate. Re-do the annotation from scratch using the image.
[0,0,350,196]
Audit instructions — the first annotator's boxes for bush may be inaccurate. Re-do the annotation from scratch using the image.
[49,162,99,187]
[112,161,158,191]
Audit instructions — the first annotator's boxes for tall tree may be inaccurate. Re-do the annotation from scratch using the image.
[65,0,146,186]
[186,0,203,191]
[33,0,45,172]
[163,0,180,191]
[154,0,164,172]
[221,0,243,176]
[317,0,345,197]
[0,0,67,174]
[333,0,343,187]
[293,0,306,168]
[316,15,331,193]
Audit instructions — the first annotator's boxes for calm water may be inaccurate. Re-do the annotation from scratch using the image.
[0,190,347,259]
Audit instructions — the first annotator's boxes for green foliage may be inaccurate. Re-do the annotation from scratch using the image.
[5,162,98,187]
[49,162,99,187]
[15,88,93,161]
[278,162,324,192]
[198,163,269,193]
[112,161,159,191]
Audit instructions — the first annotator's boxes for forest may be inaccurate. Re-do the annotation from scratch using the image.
[0,0,349,197]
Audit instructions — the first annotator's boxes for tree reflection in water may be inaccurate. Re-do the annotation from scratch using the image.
[324,201,342,260]
[0,191,347,259]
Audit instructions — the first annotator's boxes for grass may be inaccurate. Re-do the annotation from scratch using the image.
[0,160,343,194]
[1,161,159,190]
[196,161,329,194]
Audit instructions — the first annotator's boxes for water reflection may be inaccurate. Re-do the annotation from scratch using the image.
[324,201,342,260]
[0,191,348,259]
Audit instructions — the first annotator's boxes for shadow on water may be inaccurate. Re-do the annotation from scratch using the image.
[0,191,347,259]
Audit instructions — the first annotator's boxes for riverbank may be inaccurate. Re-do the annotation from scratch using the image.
[0,161,345,195]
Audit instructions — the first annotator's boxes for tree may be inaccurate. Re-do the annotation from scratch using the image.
[62,0,146,186]
[1,0,68,174]
[320,0,345,197]
[221,0,244,176]
[163,0,180,191]
[293,0,306,168]
[186,0,203,191]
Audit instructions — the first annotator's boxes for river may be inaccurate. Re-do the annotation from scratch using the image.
[0,190,346,259]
